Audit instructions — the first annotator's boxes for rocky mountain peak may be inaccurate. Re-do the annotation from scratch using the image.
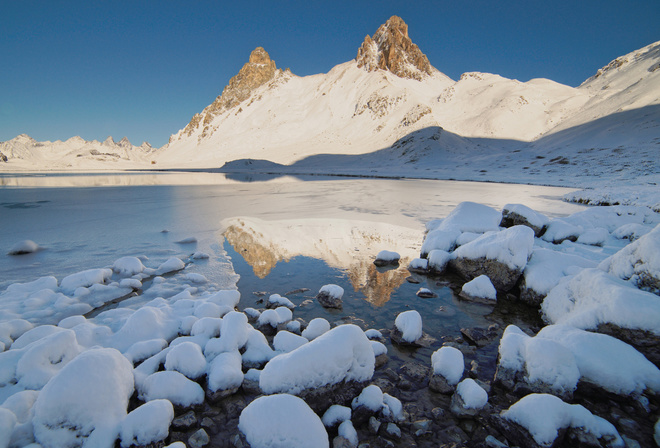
[180,46,281,139]
[356,15,433,81]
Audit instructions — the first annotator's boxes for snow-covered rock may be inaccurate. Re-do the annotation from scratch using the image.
[259,324,374,395]
[374,250,400,267]
[427,249,452,273]
[164,341,207,380]
[450,378,488,417]
[316,284,344,309]
[267,293,295,309]
[599,223,660,294]
[119,399,174,448]
[496,324,660,397]
[301,318,331,341]
[391,310,423,345]
[500,204,550,237]
[33,348,134,448]
[420,229,460,258]
[450,225,534,290]
[460,275,497,302]
[139,371,205,408]
[429,346,464,393]
[496,394,623,448]
[541,269,660,364]
[238,394,329,448]
[207,350,244,400]
[8,240,40,255]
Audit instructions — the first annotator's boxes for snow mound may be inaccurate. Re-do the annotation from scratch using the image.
[599,223,660,293]
[432,202,502,234]
[453,225,535,271]
[139,371,204,407]
[394,310,423,343]
[8,240,40,255]
[502,394,623,448]
[112,256,146,276]
[542,268,660,335]
[207,350,244,393]
[33,348,134,448]
[165,341,207,379]
[431,346,464,385]
[461,275,497,301]
[260,324,375,394]
[119,399,174,448]
[420,229,460,257]
[238,394,329,448]
[301,318,331,340]
[59,268,112,293]
[322,405,351,427]
[456,378,488,409]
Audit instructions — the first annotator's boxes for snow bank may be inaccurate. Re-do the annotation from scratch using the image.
[119,399,174,448]
[461,275,497,301]
[599,223,660,293]
[394,310,423,343]
[502,394,623,448]
[522,248,596,299]
[238,394,329,448]
[453,225,534,271]
[260,324,374,394]
[431,346,464,385]
[33,348,134,448]
[542,268,660,335]
[431,202,502,234]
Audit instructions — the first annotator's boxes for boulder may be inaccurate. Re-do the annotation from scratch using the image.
[500,204,549,237]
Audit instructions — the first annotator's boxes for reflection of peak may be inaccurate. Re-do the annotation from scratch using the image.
[220,217,420,305]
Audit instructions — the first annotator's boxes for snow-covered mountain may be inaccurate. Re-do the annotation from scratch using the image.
[0,134,156,169]
[1,15,658,187]
[154,15,659,182]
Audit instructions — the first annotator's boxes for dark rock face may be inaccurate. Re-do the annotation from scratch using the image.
[356,16,433,80]
[0,151,8,162]
[449,257,523,291]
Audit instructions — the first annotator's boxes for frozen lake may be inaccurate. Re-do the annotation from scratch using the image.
[0,171,584,292]
[0,172,586,373]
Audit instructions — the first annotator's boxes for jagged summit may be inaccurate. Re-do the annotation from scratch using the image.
[179,46,283,140]
[356,16,433,80]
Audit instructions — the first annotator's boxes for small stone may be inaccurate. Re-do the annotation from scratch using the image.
[172,410,197,429]
[485,435,508,448]
[201,417,217,433]
[333,435,355,448]
[384,423,401,440]
[316,285,344,309]
[188,428,210,448]
[412,419,432,437]
[431,407,445,420]
[416,288,437,298]
[369,416,381,435]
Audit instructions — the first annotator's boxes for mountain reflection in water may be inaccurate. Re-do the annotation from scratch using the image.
[222,216,419,306]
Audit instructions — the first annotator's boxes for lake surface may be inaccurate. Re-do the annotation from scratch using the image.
[0,172,586,372]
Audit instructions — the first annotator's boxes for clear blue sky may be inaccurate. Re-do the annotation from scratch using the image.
[1,0,658,148]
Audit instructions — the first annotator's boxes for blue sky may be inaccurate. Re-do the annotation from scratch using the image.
[1,0,658,148]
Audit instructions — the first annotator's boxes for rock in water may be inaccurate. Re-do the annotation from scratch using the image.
[316,284,344,309]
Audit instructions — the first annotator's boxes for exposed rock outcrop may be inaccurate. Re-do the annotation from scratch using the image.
[356,16,433,80]
[181,47,283,139]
